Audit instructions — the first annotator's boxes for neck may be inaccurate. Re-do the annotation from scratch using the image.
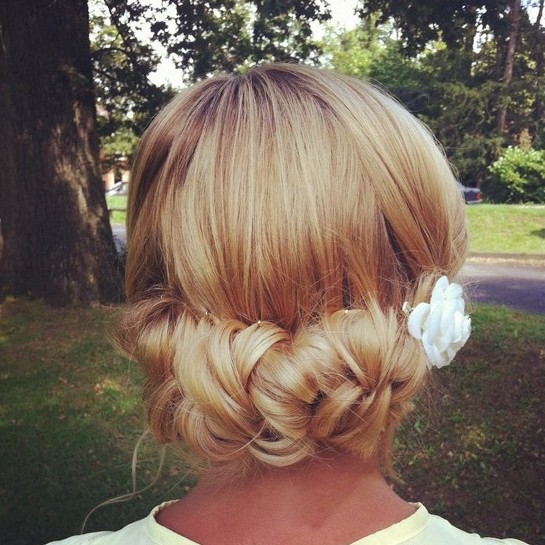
[200,450,384,498]
[163,451,414,545]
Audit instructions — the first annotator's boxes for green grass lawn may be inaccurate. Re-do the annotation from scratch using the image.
[107,199,545,255]
[106,195,128,225]
[0,300,194,544]
[466,204,545,254]
[1,299,544,544]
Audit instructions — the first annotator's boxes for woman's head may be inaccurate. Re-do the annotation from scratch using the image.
[119,63,467,477]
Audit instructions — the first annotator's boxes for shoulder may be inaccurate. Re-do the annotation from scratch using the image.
[44,502,189,545]
[44,519,147,545]
[356,504,531,545]
[422,508,530,545]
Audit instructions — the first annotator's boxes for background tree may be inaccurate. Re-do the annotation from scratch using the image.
[0,0,122,305]
[140,0,331,82]
[528,0,545,145]
[90,8,174,166]
[497,0,522,133]
[350,0,545,190]
[320,17,383,80]
[357,0,510,65]
[321,24,429,113]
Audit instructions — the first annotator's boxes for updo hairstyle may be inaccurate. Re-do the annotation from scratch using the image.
[117,63,468,478]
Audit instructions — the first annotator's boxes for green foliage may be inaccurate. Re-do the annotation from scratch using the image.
[323,27,504,185]
[321,24,429,111]
[419,78,505,185]
[90,5,174,161]
[487,147,545,203]
[368,39,427,101]
[411,43,509,186]
[320,15,393,80]
[101,126,139,159]
[147,0,331,82]
[321,26,376,78]
[352,1,545,189]
[359,0,510,57]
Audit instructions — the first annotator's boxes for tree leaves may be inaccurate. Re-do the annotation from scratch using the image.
[358,0,511,57]
[135,0,331,81]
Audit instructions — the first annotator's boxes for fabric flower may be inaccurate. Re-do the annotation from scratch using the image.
[405,276,471,369]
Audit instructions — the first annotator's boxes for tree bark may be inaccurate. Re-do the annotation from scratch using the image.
[497,0,522,133]
[0,0,122,305]
[532,0,545,142]
[460,5,478,82]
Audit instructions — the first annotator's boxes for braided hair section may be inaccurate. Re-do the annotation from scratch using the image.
[118,296,427,477]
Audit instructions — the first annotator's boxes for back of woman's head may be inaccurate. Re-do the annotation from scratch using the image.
[118,63,468,477]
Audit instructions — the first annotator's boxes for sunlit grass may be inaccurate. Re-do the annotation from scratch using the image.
[467,204,545,254]
[106,195,127,225]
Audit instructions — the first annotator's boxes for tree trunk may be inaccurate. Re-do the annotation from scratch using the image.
[497,0,522,133]
[0,0,122,305]
[460,5,478,82]
[532,0,545,143]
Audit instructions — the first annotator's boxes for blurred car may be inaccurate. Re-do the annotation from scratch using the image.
[105,181,129,196]
[460,184,483,204]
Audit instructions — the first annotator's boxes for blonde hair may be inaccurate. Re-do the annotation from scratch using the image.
[118,63,468,478]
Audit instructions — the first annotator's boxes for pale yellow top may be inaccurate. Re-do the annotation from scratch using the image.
[45,502,530,545]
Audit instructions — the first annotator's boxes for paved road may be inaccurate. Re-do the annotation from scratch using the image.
[460,258,545,315]
[113,225,545,315]
[112,225,126,254]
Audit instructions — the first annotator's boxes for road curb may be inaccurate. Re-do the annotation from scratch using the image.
[469,252,545,260]
[467,252,545,267]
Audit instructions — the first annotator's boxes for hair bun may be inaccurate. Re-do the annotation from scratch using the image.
[118,303,427,477]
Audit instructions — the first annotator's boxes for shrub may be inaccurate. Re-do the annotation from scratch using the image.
[486,146,545,203]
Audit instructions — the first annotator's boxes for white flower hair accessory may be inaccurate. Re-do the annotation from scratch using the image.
[403,276,471,369]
